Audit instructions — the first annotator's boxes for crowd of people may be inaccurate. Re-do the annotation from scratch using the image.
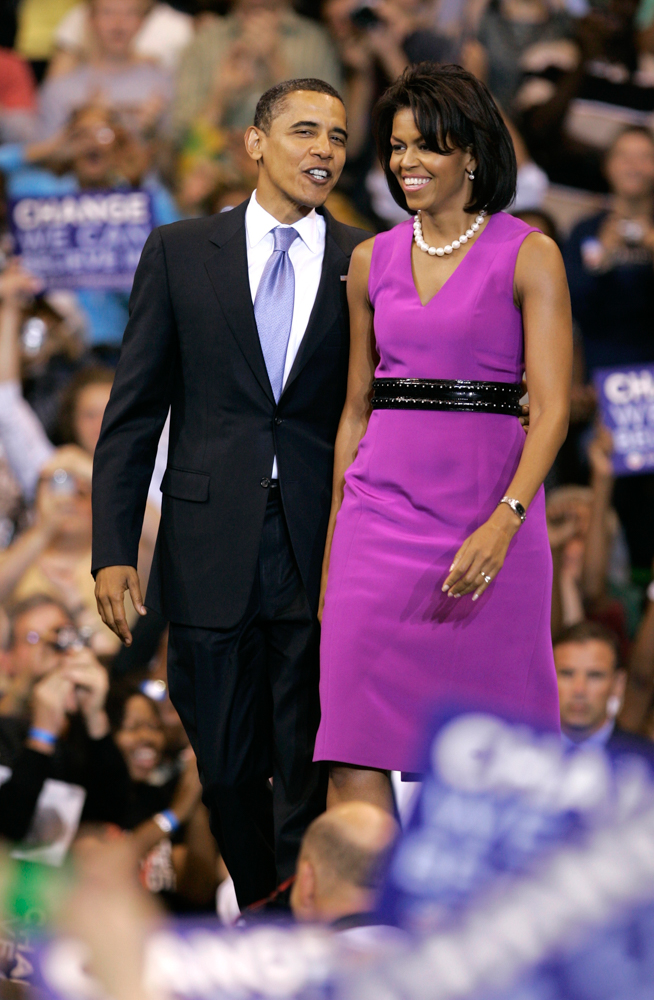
[0,0,653,934]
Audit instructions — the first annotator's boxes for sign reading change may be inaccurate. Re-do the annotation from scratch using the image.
[594,363,654,476]
[10,190,154,291]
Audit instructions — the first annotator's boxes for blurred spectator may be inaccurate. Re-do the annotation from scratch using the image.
[0,593,72,715]
[59,837,160,1000]
[547,425,639,649]
[0,104,180,347]
[107,683,221,911]
[325,0,453,163]
[0,48,37,143]
[38,0,173,141]
[57,365,113,448]
[13,0,79,81]
[0,606,129,842]
[515,0,654,189]
[466,0,574,112]
[171,0,343,142]
[0,286,162,582]
[563,126,654,372]
[555,619,654,762]
[0,446,124,655]
[563,126,654,572]
[621,564,654,731]
[290,801,397,933]
[0,261,89,443]
[504,113,550,212]
[50,0,194,76]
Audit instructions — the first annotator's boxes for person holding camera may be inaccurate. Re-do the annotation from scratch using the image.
[0,595,129,842]
[0,446,121,655]
[563,125,654,576]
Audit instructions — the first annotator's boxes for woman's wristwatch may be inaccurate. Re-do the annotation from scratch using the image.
[498,496,526,524]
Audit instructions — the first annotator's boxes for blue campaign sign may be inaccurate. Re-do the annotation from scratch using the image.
[593,364,654,476]
[9,191,154,291]
[20,711,654,1000]
[354,710,654,1000]
[33,920,341,1000]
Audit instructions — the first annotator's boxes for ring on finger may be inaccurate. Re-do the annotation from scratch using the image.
[481,573,492,585]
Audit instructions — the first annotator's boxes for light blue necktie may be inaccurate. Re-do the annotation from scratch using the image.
[254,226,299,402]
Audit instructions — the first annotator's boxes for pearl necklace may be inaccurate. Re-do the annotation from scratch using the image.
[413,209,487,257]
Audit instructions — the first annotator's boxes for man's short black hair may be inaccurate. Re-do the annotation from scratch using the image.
[372,62,517,216]
[554,620,621,670]
[254,78,345,134]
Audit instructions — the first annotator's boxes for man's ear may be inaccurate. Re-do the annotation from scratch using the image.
[244,125,264,164]
[292,857,317,922]
[612,668,627,706]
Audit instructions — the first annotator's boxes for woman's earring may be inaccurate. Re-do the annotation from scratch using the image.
[467,170,475,180]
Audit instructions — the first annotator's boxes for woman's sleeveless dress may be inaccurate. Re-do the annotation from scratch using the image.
[314,212,559,773]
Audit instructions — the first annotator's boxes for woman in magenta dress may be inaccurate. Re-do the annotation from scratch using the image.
[314,64,573,809]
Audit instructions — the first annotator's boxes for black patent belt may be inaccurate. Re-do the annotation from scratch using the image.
[371,378,523,416]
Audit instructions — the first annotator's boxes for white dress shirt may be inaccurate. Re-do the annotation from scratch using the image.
[245,190,326,478]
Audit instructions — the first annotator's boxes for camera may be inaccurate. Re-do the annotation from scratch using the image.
[350,2,382,29]
[51,625,94,652]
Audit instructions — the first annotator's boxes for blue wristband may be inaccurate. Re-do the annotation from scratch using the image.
[28,726,57,746]
[160,809,180,833]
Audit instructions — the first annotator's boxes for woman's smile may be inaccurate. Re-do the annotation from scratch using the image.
[402,175,432,190]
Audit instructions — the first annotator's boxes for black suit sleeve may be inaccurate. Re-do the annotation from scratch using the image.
[92,227,177,575]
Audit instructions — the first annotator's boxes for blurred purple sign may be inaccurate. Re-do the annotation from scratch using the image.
[9,190,153,291]
[593,364,654,476]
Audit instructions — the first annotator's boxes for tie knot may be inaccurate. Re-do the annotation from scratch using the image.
[272,226,299,253]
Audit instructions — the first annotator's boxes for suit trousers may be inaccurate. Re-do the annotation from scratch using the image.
[167,488,326,909]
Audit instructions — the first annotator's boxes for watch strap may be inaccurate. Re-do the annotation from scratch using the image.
[499,496,526,523]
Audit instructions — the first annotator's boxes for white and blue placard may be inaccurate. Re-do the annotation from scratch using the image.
[9,190,153,291]
[593,363,654,475]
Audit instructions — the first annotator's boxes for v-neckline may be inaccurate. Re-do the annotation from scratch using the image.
[409,213,494,308]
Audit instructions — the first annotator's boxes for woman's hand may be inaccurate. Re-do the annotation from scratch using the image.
[442,503,522,601]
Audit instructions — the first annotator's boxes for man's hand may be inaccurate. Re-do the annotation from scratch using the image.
[95,565,146,646]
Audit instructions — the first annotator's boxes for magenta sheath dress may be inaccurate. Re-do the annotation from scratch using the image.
[314,212,560,773]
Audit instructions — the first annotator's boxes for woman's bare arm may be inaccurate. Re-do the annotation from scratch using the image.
[318,238,377,620]
[445,233,572,598]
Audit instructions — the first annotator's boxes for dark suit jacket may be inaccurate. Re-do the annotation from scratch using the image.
[92,201,370,628]
[606,725,654,769]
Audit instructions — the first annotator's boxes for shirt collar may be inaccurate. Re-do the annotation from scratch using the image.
[245,190,322,255]
[561,718,615,752]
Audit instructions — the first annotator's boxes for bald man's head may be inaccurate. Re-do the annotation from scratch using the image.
[291,802,397,923]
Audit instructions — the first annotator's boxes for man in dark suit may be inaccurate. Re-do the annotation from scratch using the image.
[555,620,654,768]
[92,78,371,908]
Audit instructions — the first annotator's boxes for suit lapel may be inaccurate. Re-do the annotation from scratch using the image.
[283,210,348,397]
[204,203,274,405]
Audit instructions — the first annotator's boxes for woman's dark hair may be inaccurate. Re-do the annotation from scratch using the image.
[373,63,517,216]
[106,679,162,734]
[57,365,114,445]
